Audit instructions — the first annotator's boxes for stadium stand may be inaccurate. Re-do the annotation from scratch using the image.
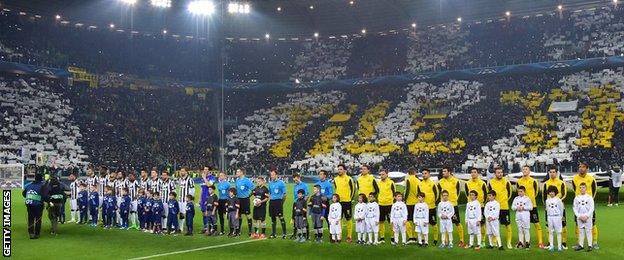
[0,74,88,168]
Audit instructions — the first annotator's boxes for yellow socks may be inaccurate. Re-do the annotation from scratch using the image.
[406,221,415,239]
[346,219,353,239]
[534,223,543,244]
[379,222,385,239]
[562,226,568,243]
[506,225,513,246]
[592,226,598,244]
[481,224,487,242]
[432,224,439,242]
[456,223,465,242]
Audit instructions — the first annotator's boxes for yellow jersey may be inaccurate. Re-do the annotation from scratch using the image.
[517,176,539,206]
[333,174,355,202]
[418,178,439,209]
[437,176,461,206]
[465,178,487,205]
[356,174,378,198]
[377,178,396,206]
[542,177,567,202]
[404,174,421,205]
[487,177,512,210]
[571,173,597,197]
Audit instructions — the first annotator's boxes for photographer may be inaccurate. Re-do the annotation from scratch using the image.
[42,176,67,235]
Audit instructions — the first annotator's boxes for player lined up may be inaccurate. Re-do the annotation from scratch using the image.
[65,162,599,252]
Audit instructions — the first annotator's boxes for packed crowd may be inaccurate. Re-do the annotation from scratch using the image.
[3,5,624,84]
[66,85,217,170]
[0,74,88,168]
[225,67,624,174]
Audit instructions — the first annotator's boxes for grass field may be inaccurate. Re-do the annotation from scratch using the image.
[7,185,624,259]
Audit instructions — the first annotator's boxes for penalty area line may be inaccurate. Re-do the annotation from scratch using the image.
[127,238,266,260]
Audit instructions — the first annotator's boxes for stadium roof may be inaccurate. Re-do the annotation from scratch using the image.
[1,0,605,39]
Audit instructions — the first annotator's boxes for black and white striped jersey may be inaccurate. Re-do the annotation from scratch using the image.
[69,180,82,200]
[159,179,177,202]
[146,178,161,193]
[127,180,139,201]
[114,179,129,197]
[86,176,99,191]
[177,176,195,203]
[98,177,108,195]
[139,177,149,190]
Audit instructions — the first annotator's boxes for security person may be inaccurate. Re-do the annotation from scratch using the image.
[23,173,46,239]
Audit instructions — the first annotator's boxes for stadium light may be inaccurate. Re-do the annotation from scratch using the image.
[309,5,314,10]
[505,11,511,16]
[349,1,355,5]
[109,23,115,28]
[558,5,563,10]
[265,33,270,39]
[120,0,137,5]
[188,1,215,16]
[55,14,61,20]
[411,23,416,28]
[314,32,319,38]
[150,0,172,8]
[228,2,251,14]
[361,29,366,34]
[457,17,462,22]
[163,29,167,34]
[276,6,282,12]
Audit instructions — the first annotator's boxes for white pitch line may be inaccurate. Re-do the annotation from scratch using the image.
[127,238,266,260]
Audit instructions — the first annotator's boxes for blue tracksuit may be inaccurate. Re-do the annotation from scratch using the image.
[104,194,117,227]
[144,198,154,228]
[88,192,99,225]
[120,195,131,228]
[185,201,195,233]
[152,200,163,229]
[167,199,180,231]
[77,190,89,223]
[137,196,146,229]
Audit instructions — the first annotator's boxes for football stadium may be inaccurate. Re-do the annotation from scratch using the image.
[2,0,624,259]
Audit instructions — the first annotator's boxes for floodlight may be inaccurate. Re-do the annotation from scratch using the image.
[411,23,416,28]
[120,0,137,5]
[457,17,462,22]
[188,1,215,16]
[150,0,172,8]
[314,32,319,38]
[265,33,270,39]
[109,23,115,28]
[55,14,61,20]
[505,11,511,16]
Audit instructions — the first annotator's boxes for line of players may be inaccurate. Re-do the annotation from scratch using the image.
[67,162,599,252]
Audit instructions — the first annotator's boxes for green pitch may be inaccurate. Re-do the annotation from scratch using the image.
[8,185,624,259]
